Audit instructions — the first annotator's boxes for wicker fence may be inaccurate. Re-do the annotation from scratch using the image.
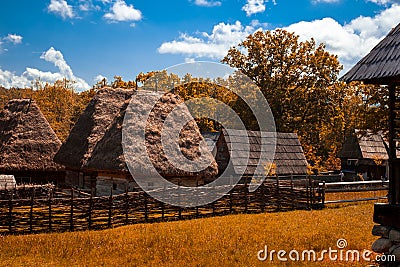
[0,177,323,235]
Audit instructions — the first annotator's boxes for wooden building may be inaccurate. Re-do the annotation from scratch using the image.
[0,99,64,184]
[0,175,16,190]
[84,90,218,196]
[339,130,390,181]
[213,129,308,180]
[54,88,134,191]
[341,22,400,261]
[56,89,218,196]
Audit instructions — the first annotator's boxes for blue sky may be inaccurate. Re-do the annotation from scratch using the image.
[1,0,400,91]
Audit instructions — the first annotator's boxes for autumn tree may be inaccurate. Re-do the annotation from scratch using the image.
[222,29,345,171]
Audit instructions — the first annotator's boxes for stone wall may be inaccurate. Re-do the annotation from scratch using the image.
[372,225,400,266]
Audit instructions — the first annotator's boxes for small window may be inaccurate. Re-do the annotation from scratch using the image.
[113,183,117,191]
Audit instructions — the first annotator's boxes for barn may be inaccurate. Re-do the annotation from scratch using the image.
[84,90,218,196]
[54,88,134,191]
[213,129,308,182]
[338,130,390,181]
[0,99,64,184]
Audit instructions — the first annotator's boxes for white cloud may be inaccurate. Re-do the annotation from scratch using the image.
[104,0,142,22]
[0,47,90,91]
[285,4,400,73]
[242,0,268,16]
[94,74,107,83]
[48,0,74,19]
[194,0,222,7]
[158,21,259,58]
[5,34,23,44]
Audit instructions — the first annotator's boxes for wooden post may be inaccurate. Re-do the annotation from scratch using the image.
[29,187,35,234]
[276,175,280,211]
[70,188,74,231]
[108,187,113,228]
[144,193,148,223]
[388,84,399,204]
[48,191,52,232]
[88,190,93,230]
[290,175,295,210]
[322,181,326,206]
[124,187,129,225]
[244,178,248,213]
[8,190,13,233]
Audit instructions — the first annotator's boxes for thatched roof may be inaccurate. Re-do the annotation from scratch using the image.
[0,99,63,172]
[85,90,218,178]
[54,88,134,169]
[339,130,389,160]
[217,129,308,176]
[341,23,400,84]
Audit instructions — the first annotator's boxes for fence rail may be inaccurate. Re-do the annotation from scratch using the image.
[0,178,323,235]
[319,180,389,204]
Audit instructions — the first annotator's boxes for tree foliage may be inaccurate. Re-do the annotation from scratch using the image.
[222,29,387,171]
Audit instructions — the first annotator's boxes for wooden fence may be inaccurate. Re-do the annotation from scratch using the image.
[319,180,389,204]
[0,177,323,235]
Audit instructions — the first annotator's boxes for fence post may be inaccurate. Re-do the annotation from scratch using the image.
[125,187,129,225]
[8,189,13,233]
[322,181,326,206]
[276,175,281,211]
[108,187,113,228]
[144,193,148,223]
[29,187,35,234]
[70,188,74,231]
[244,178,248,213]
[48,190,52,232]
[88,189,93,230]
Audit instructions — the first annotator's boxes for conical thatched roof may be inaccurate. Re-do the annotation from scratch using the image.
[0,99,63,172]
[341,23,400,84]
[54,88,134,169]
[85,90,218,178]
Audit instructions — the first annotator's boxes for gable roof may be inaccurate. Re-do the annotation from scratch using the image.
[54,88,134,169]
[339,130,389,160]
[217,129,308,176]
[85,90,218,178]
[0,99,63,172]
[341,23,400,84]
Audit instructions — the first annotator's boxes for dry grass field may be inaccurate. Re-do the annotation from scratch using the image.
[0,202,382,267]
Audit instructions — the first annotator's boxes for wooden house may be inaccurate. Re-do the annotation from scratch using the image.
[54,88,134,191]
[0,99,64,184]
[0,175,16,190]
[213,129,308,181]
[84,90,218,196]
[338,130,392,181]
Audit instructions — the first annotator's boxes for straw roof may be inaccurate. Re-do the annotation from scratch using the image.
[339,130,389,160]
[341,23,400,84]
[85,90,218,178]
[0,99,63,172]
[217,129,308,176]
[54,88,134,169]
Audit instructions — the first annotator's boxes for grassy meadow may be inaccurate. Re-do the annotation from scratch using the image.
[0,202,382,267]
